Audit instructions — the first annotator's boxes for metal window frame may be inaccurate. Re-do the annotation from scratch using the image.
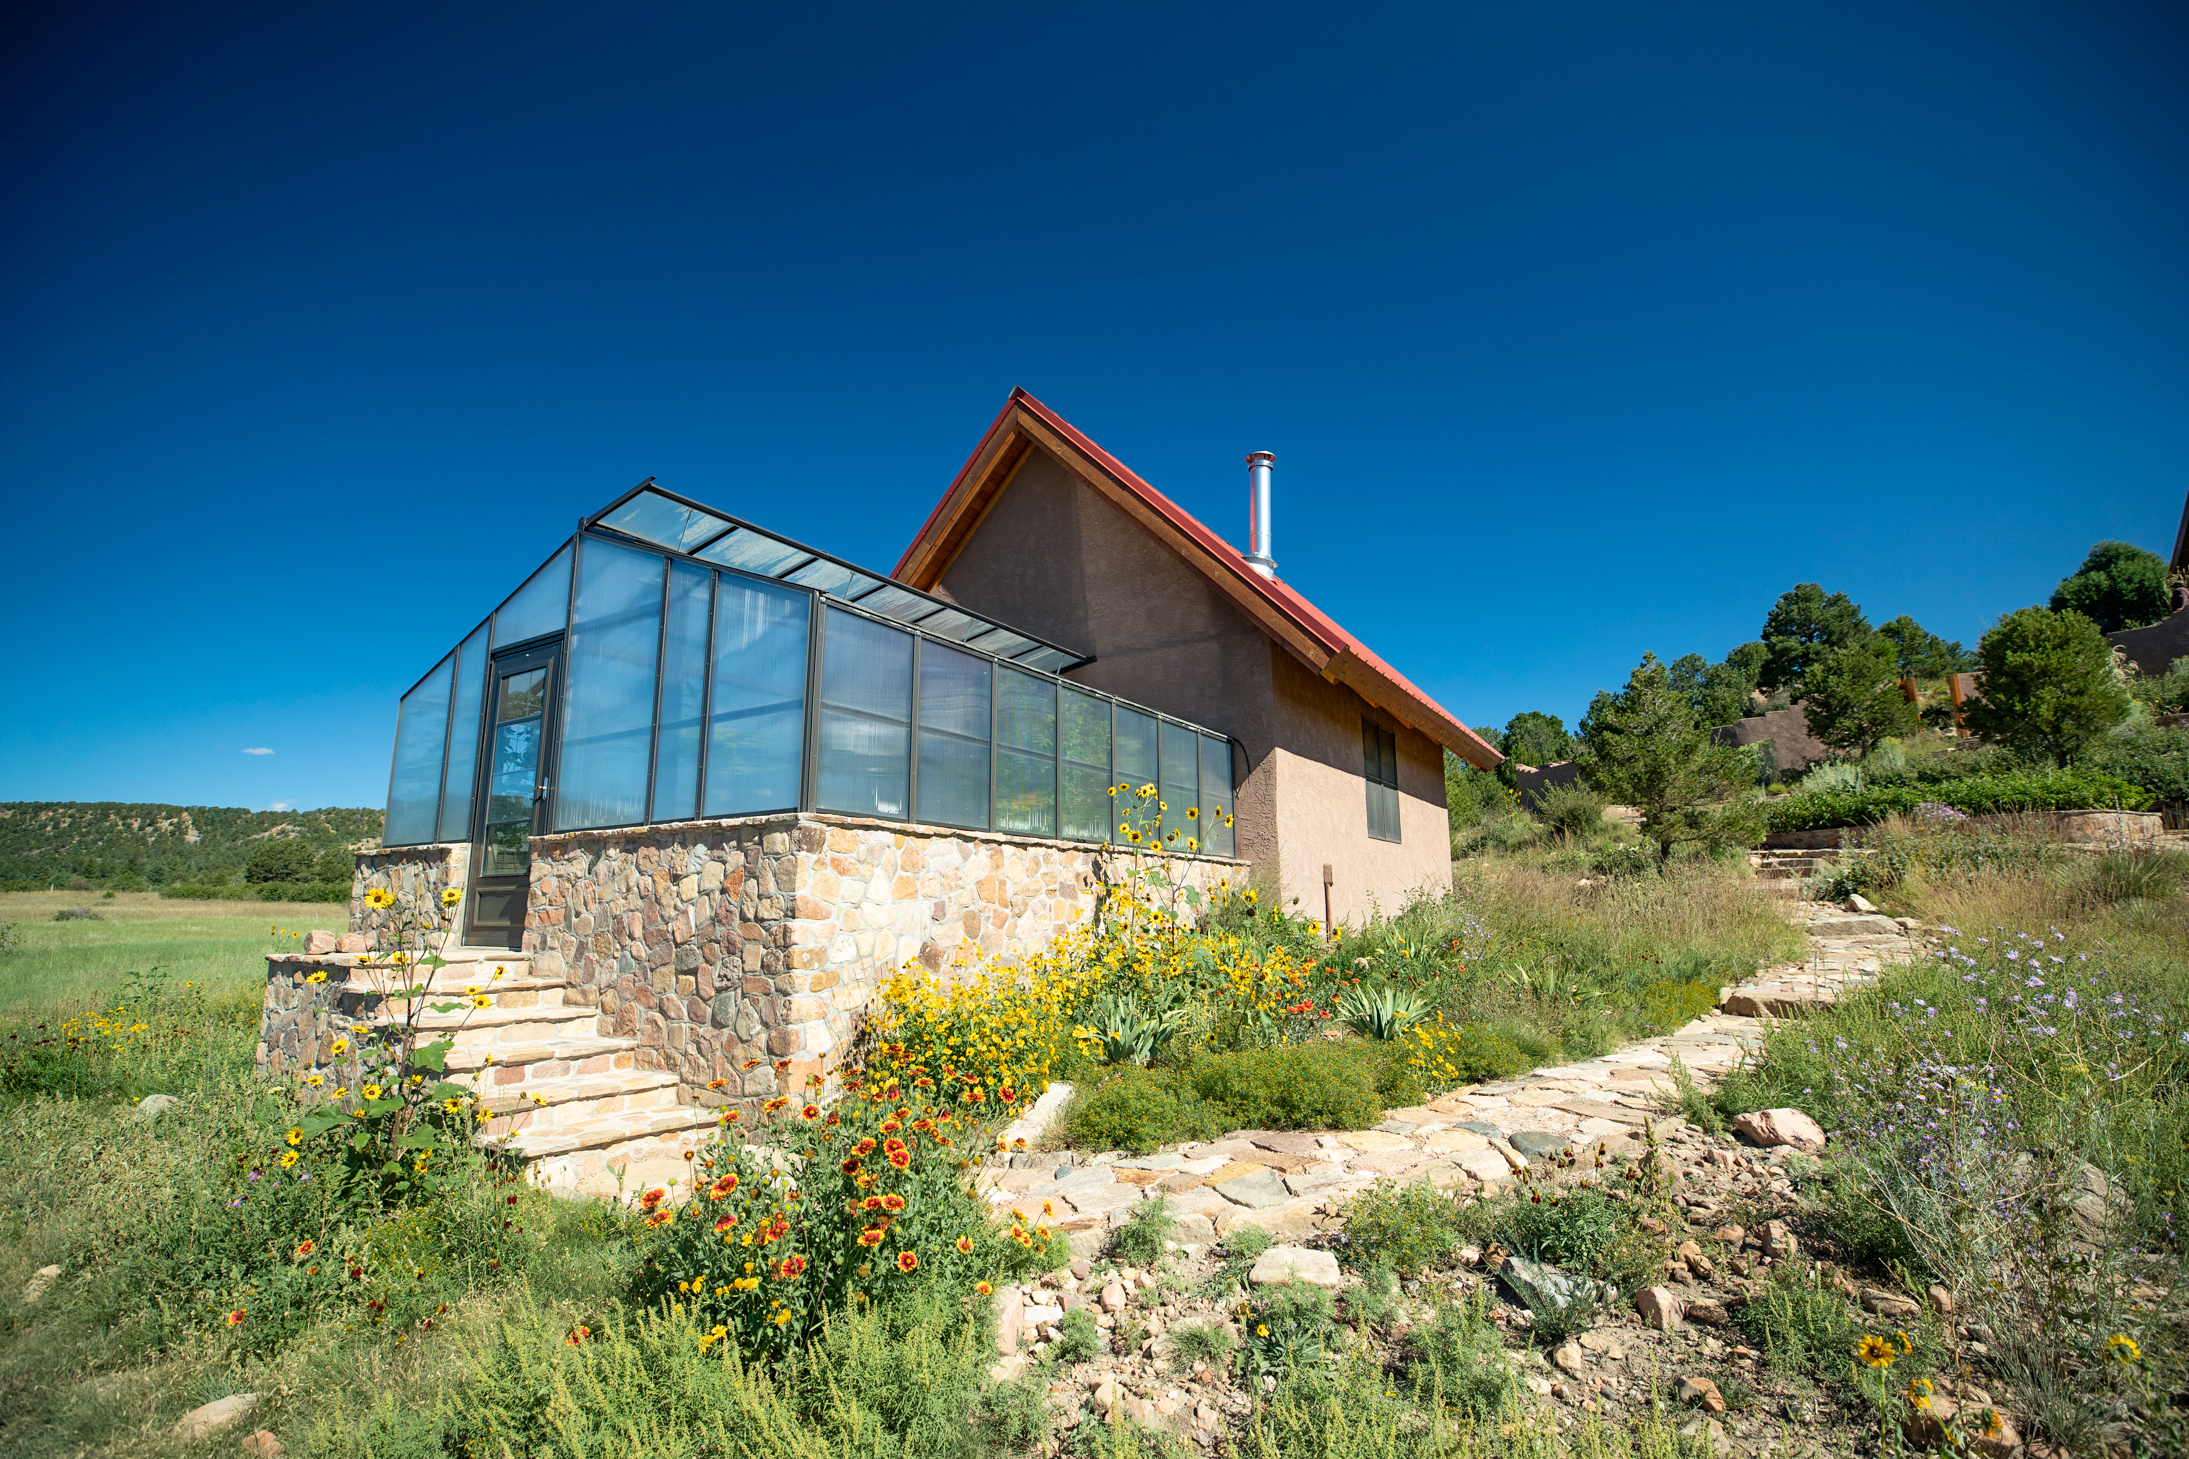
[1364,719,1401,844]
[389,510,1241,858]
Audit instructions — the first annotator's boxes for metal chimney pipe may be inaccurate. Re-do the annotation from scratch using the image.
[1243,451,1277,578]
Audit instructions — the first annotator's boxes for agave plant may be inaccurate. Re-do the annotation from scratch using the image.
[1078,989,1185,1066]
[1335,980,1433,1041]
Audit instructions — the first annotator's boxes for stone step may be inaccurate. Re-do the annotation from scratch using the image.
[501,1106,723,1197]
[445,1034,637,1083]
[477,1069,685,1137]
[413,1002,603,1045]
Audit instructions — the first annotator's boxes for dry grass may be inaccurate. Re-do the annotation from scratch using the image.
[1461,860,1806,975]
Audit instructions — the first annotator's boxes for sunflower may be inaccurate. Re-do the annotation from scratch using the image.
[1856,1335,1897,1369]
[2108,1333,2142,1364]
[361,1084,383,1101]
[363,888,394,910]
[286,1127,303,1146]
[440,886,463,907]
[305,970,328,985]
[330,1038,350,1055]
[279,1150,301,1168]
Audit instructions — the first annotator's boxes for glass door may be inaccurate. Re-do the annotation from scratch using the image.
[464,642,560,949]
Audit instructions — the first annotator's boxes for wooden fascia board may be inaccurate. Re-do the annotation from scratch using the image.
[1006,412,1338,674]
[899,428,1030,587]
[1325,646,1501,769]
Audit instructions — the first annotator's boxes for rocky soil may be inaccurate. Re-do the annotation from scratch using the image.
[972,901,2045,1457]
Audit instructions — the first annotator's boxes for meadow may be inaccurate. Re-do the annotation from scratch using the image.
[0,891,344,1014]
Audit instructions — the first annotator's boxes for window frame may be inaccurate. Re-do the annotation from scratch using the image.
[1364,719,1402,843]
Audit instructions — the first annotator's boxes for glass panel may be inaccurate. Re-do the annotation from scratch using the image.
[1199,734,1235,857]
[554,539,664,831]
[994,668,1056,836]
[436,624,491,843]
[482,667,548,876]
[384,656,453,846]
[1159,721,1199,852]
[698,528,810,577]
[651,562,711,823]
[495,543,573,646]
[1113,706,1159,845]
[1365,723,1401,842]
[818,608,912,818]
[853,584,939,623]
[1012,645,1077,673]
[912,606,982,642]
[706,577,811,816]
[1060,689,1112,844]
[598,489,732,553]
[963,627,1036,659]
[915,643,991,829]
[785,558,884,599]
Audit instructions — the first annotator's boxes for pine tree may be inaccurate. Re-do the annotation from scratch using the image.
[1576,654,1765,863]
[1802,638,1920,757]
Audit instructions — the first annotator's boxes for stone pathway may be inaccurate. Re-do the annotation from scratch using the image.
[977,897,1921,1255]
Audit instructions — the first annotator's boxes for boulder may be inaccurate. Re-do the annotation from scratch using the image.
[241,1432,285,1458]
[1507,1131,1571,1160]
[1730,1108,1826,1152]
[1634,1285,1684,1330]
[335,933,369,954]
[1247,1246,1342,1289]
[302,930,340,955]
[173,1394,260,1441]
[1100,1282,1126,1312]
[1761,1220,1800,1260]
[993,1287,1024,1353]
[21,1264,61,1305]
[1677,1375,1725,1413]
[1551,1342,1586,1374]
[132,1093,182,1124]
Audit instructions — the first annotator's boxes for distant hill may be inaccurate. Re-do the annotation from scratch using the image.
[0,802,384,890]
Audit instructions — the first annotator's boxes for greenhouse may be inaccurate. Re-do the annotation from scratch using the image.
[383,479,1237,943]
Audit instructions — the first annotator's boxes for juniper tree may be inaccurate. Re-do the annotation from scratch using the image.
[1802,637,1920,758]
[1964,607,2133,765]
[1576,654,1765,863]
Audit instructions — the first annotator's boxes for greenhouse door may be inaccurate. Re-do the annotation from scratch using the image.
[465,642,561,949]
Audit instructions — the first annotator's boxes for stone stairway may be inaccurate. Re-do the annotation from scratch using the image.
[1744,846,1866,899]
[339,946,717,1196]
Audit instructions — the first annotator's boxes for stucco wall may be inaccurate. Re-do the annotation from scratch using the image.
[1264,649,1452,926]
[2108,606,2189,678]
[929,443,1452,920]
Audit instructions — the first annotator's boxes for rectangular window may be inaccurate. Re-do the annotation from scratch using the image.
[650,561,711,823]
[436,624,491,843]
[1159,720,1199,853]
[995,667,1057,836]
[1199,734,1235,857]
[554,538,665,831]
[915,641,991,829]
[1113,706,1159,845]
[817,608,912,818]
[1364,720,1401,842]
[1059,688,1113,843]
[705,576,810,817]
[385,655,454,846]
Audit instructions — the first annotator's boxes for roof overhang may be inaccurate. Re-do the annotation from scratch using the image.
[896,389,1503,771]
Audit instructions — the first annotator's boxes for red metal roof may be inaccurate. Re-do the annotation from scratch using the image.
[894,388,1502,769]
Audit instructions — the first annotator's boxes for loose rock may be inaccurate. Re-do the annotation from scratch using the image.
[1246,1246,1342,1289]
[1731,1108,1826,1152]
[172,1394,260,1441]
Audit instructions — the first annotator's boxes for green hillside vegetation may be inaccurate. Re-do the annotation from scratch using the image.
[0,803,383,895]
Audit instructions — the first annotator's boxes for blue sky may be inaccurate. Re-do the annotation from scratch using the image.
[3,2,2184,812]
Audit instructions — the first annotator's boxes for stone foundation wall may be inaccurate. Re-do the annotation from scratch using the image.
[256,954,377,1086]
[525,813,1244,1103]
[351,844,467,943]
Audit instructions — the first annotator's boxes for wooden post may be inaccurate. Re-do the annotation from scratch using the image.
[1322,863,1334,937]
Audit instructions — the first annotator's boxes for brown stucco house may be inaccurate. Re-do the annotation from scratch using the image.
[894,388,1502,925]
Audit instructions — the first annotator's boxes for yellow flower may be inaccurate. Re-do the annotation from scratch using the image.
[1256,1323,1270,1337]
[471,994,492,1009]
[2107,1333,2142,1363]
[304,1075,324,1088]
[279,1150,300,1168]
[1856,1335,1897,1369]
[305,970,328,984]
[362,1084,383,1100]
[363,888,394,910]
[440,887,463,907]
[330,1038,350,1055]
[286,1127,303,1146]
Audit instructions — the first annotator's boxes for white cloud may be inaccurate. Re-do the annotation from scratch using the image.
[269,800,295,811]
[242,747,274,755]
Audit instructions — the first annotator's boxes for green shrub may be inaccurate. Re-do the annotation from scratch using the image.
[1110,1196,1174,1265]
[1052,1306,1103,1364]
[1765,767,2153,833]
[1189,1044,1385,1131]
[1165,1318,1234,1372]
[1062,1070,1221,1155]
[1639,978,1719,1034]
[1400,1017,1528,1088]
[1242,1280,1338,1380]
[2082,725,2189,803]
[1733,1263,1858,1378]
[1404,1293,1515,1416]
[1534,781,1606,838]
[1489,1183,1655,1295]
[1338,1180,1471,1276]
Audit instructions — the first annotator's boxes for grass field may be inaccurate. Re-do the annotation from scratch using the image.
[0,891,347,1018]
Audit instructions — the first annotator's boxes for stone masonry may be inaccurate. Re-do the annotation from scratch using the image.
[524,813,1242,1106]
